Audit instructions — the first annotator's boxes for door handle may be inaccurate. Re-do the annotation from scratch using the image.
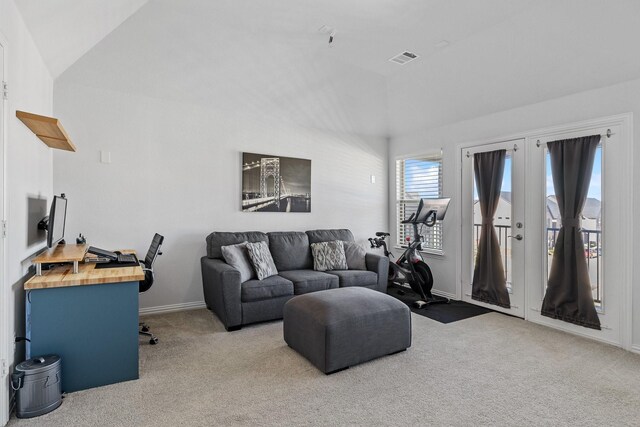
[509,234,523,241]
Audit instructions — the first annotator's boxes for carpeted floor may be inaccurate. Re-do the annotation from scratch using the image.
[9,309,640,426]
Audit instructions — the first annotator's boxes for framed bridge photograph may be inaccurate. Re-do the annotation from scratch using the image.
[242,152,311,212]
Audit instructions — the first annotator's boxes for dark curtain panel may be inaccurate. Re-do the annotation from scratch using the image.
[472,149,510,309]
[541,135,601,330]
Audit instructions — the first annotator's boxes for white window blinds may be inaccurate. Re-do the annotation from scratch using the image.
[396,155,444,252]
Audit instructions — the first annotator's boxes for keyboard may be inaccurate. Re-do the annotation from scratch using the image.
[88,246,138,264]
[117,253,137,264]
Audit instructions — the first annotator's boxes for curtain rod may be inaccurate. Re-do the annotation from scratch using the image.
[536,129,612,147]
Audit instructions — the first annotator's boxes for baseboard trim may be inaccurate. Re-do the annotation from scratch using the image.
[631,345,640,355]
[431,289,457,300]
[139,301,207,316]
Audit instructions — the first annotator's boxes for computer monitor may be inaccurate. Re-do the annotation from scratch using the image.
[414,197,451,224]
[47,195,67,248]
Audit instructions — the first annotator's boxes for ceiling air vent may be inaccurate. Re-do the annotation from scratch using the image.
[389,51,418,65]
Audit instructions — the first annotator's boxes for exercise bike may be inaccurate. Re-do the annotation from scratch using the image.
[369,198,451,309]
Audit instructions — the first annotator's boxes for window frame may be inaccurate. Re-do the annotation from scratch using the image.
[395,152,445,256]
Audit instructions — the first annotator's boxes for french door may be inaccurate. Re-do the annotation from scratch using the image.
[461,139,525,318]
[460,116,630,348]
[526,123,625,346]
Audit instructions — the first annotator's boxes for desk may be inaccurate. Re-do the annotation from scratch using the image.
[24,249,144,393]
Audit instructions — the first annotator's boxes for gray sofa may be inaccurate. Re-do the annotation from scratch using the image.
[201,229,389,331]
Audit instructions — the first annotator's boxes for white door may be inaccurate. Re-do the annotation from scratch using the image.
[526,121,629,346]
[461,139,525,318]
[0,38,8,427]
[459,118,631,348]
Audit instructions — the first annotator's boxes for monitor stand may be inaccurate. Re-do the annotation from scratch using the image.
[33,244,87,276]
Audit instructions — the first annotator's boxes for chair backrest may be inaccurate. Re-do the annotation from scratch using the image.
[144,233,164,269]
[140,233,164,293]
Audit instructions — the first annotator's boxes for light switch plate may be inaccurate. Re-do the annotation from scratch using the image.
[100,150,111,164]
[370,175,376,184]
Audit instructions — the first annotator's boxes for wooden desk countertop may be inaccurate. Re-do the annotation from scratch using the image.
[25,249,144,290]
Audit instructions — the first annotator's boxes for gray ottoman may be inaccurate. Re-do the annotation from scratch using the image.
[283,287,411,374]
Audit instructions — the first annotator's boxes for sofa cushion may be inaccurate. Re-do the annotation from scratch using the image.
[326,270,379,288]
[241,275,294,302]
[267,232,313,271]
[278,270,339,295]
[310,241,348,271]
[306,229,355,244]
[246,241,278,280]
[206,231,268,259]
[221,242,255,283]
[343,242,367,270]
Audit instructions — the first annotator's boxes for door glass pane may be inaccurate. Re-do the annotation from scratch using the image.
[473,154,512,292]
[545,144,603,309]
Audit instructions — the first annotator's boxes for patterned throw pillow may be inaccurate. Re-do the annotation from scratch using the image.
[246,241,278,280]
[343,241,367,270]
[310,241,349,271]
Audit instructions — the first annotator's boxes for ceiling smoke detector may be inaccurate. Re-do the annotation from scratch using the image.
[389,51,419,65]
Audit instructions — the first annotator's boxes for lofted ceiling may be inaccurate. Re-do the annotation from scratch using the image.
[16,0,640,136]
[15,0,148,78]
[387,0,640,133]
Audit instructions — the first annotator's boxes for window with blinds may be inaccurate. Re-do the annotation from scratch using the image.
[396,155,444,253]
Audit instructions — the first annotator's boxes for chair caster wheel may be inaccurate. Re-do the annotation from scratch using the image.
[150,338,158,345]
[141,326,149,332]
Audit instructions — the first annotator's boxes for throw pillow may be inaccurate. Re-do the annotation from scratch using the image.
[343,241,367,270]
[310,241,348,271]
[220,242,255,283]
[246,241,278,280]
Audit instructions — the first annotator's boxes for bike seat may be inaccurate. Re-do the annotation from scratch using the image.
[375,232,390,237]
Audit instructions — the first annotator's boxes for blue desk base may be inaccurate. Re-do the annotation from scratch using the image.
[26,281,139,393]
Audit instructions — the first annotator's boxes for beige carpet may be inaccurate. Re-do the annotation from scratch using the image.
[8,309,640,426]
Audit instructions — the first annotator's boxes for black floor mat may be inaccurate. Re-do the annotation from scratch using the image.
[388,285,493,324]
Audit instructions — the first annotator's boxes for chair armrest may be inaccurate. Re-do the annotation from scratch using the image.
[200,257,242,329]
[365,253,389,293]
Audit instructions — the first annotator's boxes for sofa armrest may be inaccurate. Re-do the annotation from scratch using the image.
[201,257,242,329]
[365,253,389,293]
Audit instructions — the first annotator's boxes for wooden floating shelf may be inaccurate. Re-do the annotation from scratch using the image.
[16,110,76,152]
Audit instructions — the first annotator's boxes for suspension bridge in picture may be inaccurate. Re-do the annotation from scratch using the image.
[242,158,310,212]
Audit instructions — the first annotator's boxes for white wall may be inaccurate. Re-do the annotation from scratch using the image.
[388,77,640,350]
[0,0,54,418]
[53,82,388,311]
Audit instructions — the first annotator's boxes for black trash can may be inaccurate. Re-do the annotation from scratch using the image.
[11,355,62,418]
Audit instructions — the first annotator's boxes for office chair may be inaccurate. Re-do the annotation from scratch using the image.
[139,233,164,345]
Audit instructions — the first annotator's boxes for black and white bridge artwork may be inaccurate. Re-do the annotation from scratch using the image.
[242,152,311,212]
